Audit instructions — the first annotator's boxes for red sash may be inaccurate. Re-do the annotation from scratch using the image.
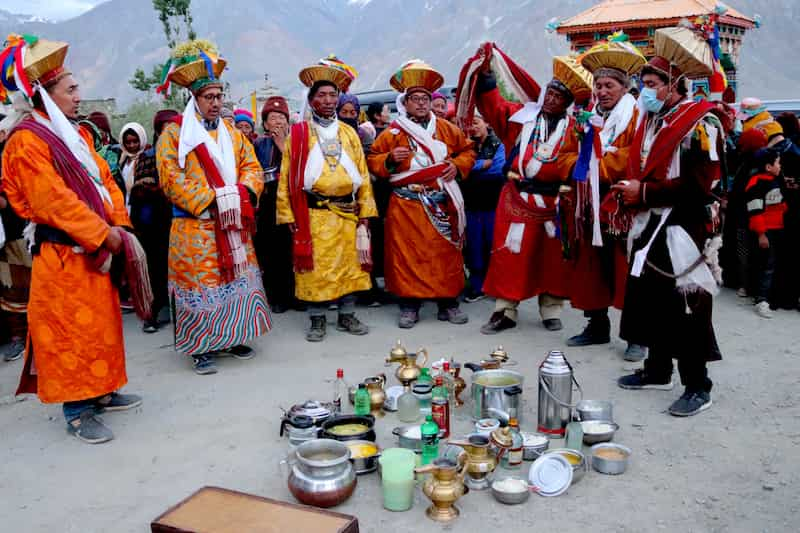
[288,122,313,272]
[627,100,715,183]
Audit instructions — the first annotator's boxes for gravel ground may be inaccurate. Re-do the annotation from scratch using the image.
[1,290,798,533]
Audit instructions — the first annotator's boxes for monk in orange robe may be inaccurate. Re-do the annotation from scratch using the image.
[0,37,141,444]
[368,61,475,328]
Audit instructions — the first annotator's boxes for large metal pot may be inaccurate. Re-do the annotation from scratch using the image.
[465,365,524,422]
[288,439,357,508]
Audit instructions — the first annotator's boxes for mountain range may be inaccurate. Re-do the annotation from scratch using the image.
[0,0,797,109]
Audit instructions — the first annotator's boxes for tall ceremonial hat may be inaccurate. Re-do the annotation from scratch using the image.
[578,31,646,84]
[644,26,715,82]
[157,39,226,95]
[551,56,593,104]
[0,34,70,99]
[299,55,358,93]
[390,59,444,94]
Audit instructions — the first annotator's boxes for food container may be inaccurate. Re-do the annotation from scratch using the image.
[320,415,376,442]
[287,439,357,508]
[465,366,525,422]
[528,454,573,497]
[520,432,549,461]
[345,440,381,475]
[491,477,530,505]
[591,443,631,475]
[575,400,613,422]
[580,420,619,444]
[544,448,587,484]
[474,418,500,437]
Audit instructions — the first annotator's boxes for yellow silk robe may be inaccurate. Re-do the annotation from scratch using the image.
[2,117,130,403]
[157,120,271,355]
[276,121,378,302]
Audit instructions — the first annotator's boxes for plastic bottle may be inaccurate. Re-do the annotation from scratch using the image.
[417,367,433,385]
[332,368,348,415]
[420,415,440,465]
[397,387,421,423]
[431,376,450,438]
[504,418,524,469]
[354,383,371,416]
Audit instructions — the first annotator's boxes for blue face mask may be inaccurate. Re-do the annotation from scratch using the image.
[641,87,665,113]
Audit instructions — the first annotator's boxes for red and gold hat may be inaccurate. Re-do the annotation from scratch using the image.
[299,55,357,93]
[551,56,593,104]
[390,60,444,94]
[0,35,70,98]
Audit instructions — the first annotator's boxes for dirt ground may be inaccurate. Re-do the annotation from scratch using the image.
[1,290,798,533]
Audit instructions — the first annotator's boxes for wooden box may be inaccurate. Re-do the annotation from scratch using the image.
[151,486,359,533]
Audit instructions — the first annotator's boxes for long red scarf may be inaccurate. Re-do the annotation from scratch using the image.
[173,116,255,283]
[627,100,715,183]
[288,121,314,272]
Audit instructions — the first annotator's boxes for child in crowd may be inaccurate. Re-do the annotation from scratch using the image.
[745,148,787,318]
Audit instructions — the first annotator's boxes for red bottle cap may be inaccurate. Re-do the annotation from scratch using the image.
[435,376,443,385]
[443,361,450,372]
[337,369,344,378]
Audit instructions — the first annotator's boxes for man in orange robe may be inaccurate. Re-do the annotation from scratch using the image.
[368,61,476,328]
[0,36,140,444]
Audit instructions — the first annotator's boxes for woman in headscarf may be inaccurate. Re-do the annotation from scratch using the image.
[118,122,148,206]
[233,108,257,143]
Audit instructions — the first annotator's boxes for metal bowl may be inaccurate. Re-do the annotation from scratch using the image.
[491,477,530,505]
[580,420,619,444]
[591,443,631,475]
[520,432,549,461]
[344,440,381,475]
[544,448,587,484]
[575,400,613,422]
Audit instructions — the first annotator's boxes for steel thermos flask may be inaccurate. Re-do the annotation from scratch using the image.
[537,350,574,437]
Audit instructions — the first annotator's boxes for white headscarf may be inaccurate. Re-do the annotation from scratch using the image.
[118,122,148,198]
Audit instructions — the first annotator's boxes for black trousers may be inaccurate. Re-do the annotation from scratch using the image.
[399,298,458,313]
[644,347,712,393]
[255,181,295,307]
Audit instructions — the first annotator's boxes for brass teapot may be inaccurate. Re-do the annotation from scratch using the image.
[415,458,466,522]
[385,341,428,387]
[364,374,387,416]
[448,434,497,490]
[468,346,517,371]
[446,361,467,407]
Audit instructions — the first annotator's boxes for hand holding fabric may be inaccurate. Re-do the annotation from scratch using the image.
[441,161,458,182]
[390,147,411,164]
[104,226,123,254]
[589,114,605,130]
[356,222,372,271]
[611,179,641,206]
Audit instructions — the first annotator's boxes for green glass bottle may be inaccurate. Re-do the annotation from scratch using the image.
[354,383,371,416]
[420,415,440,465]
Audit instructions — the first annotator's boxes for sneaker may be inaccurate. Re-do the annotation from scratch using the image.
[67,411,114,444]
[464,291,486,303]
[337,313,370,335]
[480,311,516,335]
[623,343,648,362]
[542,318,563,331]
[221,345,255,360]
[566,320,611,347]
[437,307,469,325]
[192,354,218,375]
[755,301,773,318]
[95,392,143,412]
[306,316,327,342]
[398,310,419,329]
[143,321,159,334]
[736,287,748,298]
[668,390,712,417]
[2,339,25,362]
[617,369,674,390]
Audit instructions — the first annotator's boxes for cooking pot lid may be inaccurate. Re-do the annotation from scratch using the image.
[287,414,314,429]
[290,400,331,419]
[528,454,573,497]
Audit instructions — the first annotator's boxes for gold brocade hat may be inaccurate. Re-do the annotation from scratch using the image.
[22,38,69,85]
[552,56,593,103]
[579,32,646,76]
[653,27,714,79]
[165,39,226,92]
[390,59,444,93]
[299,55,358,92]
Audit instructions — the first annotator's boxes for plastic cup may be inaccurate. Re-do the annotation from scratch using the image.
[378,448,416,511]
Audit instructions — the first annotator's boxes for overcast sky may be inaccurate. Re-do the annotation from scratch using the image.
[3,0,107,21]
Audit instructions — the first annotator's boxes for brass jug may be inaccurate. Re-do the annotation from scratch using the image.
[448,434,497,490]
[364,374,387,416]
[415,458,466,522]
[385,341,428,387]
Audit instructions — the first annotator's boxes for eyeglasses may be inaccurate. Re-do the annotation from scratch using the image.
[200,92,225,103]
[406,95,431,104]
